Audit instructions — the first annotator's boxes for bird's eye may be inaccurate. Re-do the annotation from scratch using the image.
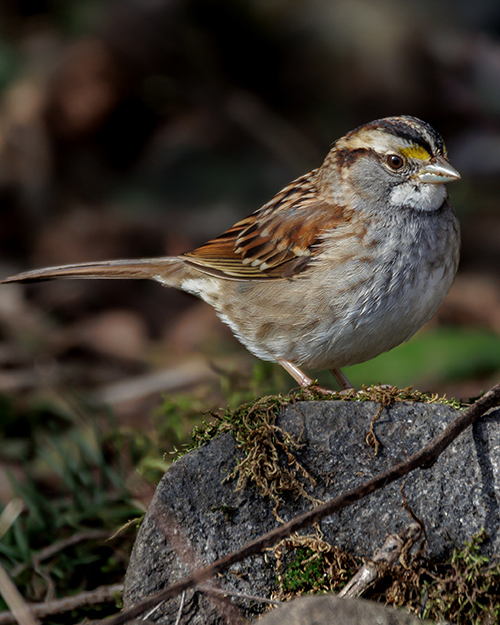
[386,154,405,170]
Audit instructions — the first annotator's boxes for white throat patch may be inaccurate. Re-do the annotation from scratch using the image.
[389,181,447,211]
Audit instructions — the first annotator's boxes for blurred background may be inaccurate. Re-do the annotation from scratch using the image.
[1,0,500,455]
[0,0,500,616]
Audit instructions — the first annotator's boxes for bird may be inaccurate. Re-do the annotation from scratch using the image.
[1,116,461,390]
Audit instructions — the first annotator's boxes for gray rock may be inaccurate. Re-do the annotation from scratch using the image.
[257,595,428,624]
[123,400,500,624]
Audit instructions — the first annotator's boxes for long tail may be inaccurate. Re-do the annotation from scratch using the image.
[1,257,185,286]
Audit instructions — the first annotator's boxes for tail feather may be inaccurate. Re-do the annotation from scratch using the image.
[1,257,184,285]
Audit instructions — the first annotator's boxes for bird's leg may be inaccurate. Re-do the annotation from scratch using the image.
[277,359,353,395]
[277,358,314,387]
[277,358,337,395]
[330,368,354,391]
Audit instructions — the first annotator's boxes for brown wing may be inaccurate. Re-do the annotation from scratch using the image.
[182,170,347,280]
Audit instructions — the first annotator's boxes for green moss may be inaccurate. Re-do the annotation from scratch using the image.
[281,548,328,593]
[273,532,359,598]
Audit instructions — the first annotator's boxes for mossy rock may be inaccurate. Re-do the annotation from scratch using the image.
[123,396,500,624]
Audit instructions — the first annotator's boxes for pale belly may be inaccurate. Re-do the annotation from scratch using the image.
[179,204,460,372]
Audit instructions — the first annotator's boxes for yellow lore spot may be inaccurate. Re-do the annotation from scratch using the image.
[399,145,431,160]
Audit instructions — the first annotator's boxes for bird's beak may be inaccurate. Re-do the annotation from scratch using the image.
[418,156,461,184]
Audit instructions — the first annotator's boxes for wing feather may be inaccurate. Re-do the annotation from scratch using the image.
[183,171,349,280]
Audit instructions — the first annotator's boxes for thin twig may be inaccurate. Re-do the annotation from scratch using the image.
[338,523,420,598]
[142,596,167,620]
[89,383,500,625]
[173,591,186,625]
[0,584,123,625]
[10,530,111,579]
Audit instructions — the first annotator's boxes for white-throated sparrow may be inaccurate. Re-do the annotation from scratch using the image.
[1,116,461,390]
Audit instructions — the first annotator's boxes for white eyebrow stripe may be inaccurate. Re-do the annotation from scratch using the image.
[339,130,432,157]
